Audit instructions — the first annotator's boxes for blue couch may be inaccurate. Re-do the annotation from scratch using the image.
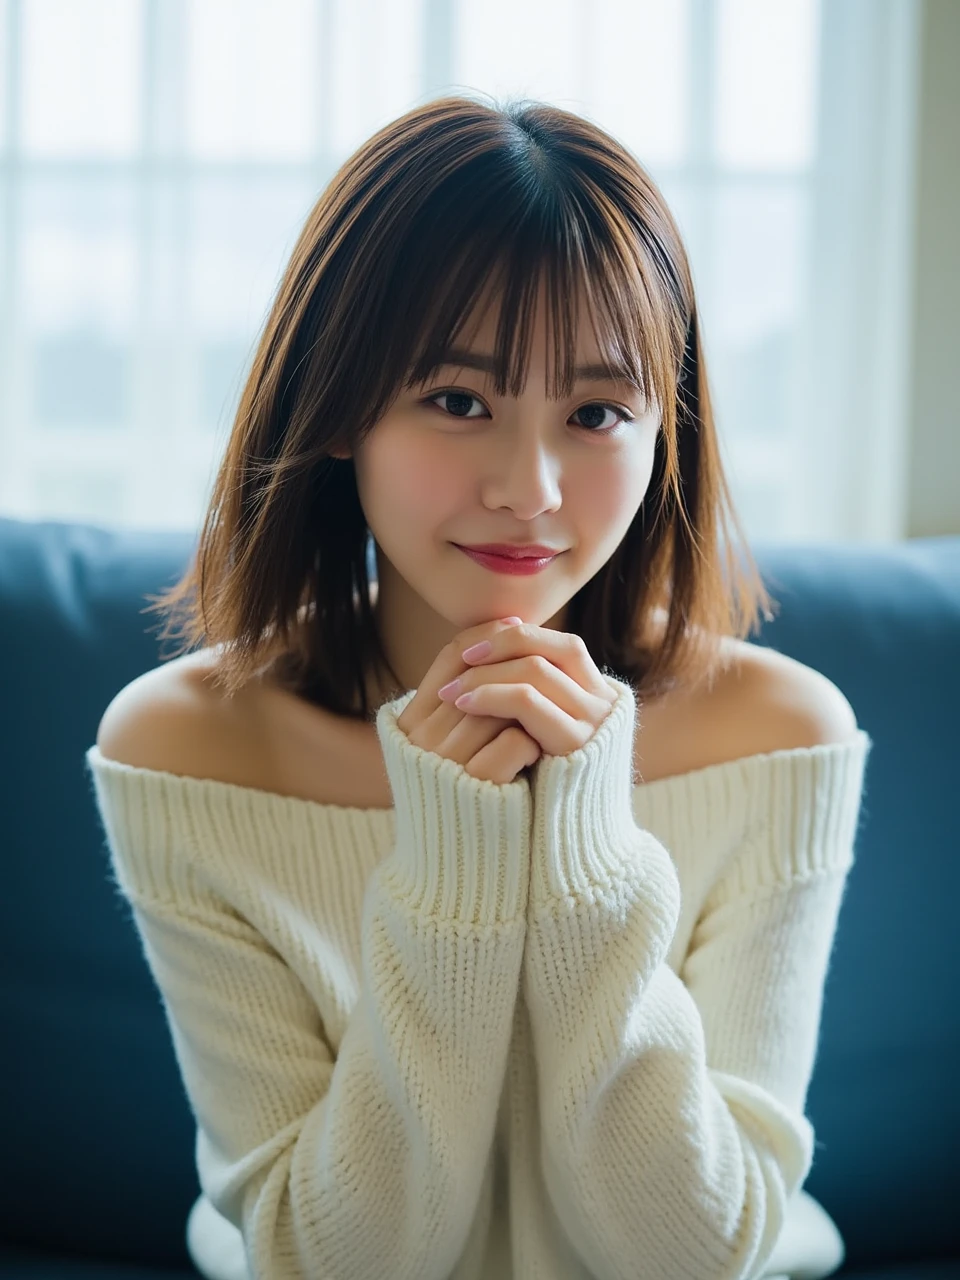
[1,514,958,1279]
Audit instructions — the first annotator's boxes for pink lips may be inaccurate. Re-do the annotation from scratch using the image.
[454,545,559,575]
[458,543,560,559]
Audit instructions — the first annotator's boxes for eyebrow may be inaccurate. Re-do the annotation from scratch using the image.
[420,347,645,394]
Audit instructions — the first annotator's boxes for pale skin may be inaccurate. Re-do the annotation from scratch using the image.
[328,277,660,782]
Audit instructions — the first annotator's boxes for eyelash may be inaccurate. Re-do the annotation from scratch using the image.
[422,388,635,436]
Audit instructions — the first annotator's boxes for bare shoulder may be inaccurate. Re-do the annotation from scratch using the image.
[95,648,270,787]
[95,646,385,805]
[703,639,860,759]
[634,617,862,783]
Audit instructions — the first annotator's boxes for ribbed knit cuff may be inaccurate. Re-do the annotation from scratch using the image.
[375,690,532,926]
[528,674,671,906]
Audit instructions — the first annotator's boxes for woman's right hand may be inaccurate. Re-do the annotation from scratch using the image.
[396,618,542,784]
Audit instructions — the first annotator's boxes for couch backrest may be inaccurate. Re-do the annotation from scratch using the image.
[1,515,957,1269]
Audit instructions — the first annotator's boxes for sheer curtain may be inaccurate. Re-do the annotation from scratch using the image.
[0,0,919,542]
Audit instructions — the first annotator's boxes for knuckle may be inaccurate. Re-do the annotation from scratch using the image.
[530,653,552,678]
[570,631,589,659]
[512,727,538,755]
[520,684,539,709]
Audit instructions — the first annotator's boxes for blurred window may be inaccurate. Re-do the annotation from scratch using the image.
[0,0,918,541]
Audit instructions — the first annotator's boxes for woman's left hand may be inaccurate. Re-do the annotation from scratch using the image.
[436,621,619,758]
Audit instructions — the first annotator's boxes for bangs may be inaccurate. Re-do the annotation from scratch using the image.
[399,196,679,419]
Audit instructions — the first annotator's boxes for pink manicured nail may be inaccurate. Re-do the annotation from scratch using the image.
[437,678,461,699]
[462,640,492,662]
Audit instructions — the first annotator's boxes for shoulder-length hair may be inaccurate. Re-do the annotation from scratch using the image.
[145,92,775,722]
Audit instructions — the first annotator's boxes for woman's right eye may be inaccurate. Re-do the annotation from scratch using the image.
[425,390,488,418]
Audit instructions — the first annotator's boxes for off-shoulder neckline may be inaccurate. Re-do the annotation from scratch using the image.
[85,729,872,818]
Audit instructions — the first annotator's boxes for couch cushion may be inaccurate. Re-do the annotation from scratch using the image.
[0,1245,195,1278]
[751,539,960,1267]
[839,1265,960,1279]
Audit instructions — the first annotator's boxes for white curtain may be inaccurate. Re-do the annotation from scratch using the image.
[0,0,920,542]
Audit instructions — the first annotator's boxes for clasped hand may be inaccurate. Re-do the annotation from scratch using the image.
[396,617,619,784]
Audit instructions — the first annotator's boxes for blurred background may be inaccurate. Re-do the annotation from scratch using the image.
[0,0,955,545]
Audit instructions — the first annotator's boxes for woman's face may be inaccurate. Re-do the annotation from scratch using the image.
[331,280,662,691]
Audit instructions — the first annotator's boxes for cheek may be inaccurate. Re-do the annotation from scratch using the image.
[366,438,461,520]
[575,444,656,544]
[613,435,657,509]
[579,458,646,523]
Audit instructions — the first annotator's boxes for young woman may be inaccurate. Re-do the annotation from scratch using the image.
[88,94,872,1280]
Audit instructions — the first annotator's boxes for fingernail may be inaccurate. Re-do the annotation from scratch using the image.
[438,678,461,699]
[462,640,492,662]
[501,616,523,625]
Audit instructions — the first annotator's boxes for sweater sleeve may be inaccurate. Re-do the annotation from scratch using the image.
[521,674,872,1280]
[86,687,531,1280]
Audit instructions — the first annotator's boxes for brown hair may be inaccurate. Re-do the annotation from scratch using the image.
[144,92,776,721]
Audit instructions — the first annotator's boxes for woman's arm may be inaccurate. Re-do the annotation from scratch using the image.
[521,677,870,1280]
[88,687,533,1280]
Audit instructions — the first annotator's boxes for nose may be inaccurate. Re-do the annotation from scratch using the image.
[481,431,563,519]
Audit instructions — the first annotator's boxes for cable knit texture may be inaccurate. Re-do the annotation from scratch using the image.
[85,672,872,1280]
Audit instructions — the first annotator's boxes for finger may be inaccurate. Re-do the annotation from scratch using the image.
[397,617,524,734]
[465,726,540,784]
[462,623,616,704]
[453,682,595,758]
[441,654,597,723]
[407,686,525,759]
[430,619,528,694]
[432,708,521,765]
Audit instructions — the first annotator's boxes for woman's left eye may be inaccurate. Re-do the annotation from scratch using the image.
[570,402,634,433]
[424,390,632,434]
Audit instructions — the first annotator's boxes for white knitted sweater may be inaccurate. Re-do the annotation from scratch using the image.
[86,673,872,1280]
